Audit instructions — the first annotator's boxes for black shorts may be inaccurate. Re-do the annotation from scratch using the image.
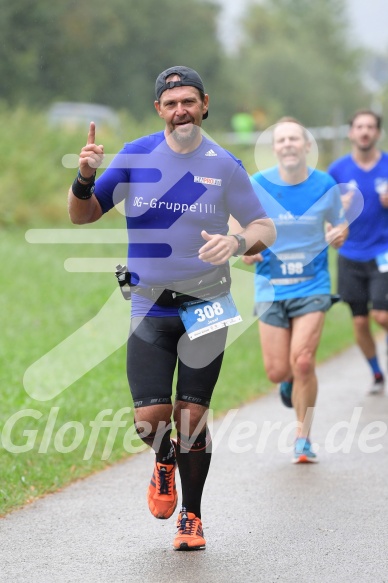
[338,254,388,316]
[126,316,227,408]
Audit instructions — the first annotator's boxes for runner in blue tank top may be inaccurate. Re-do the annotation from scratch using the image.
[328,109,388,394]
[67,66,276,551]
[231,117,348,463]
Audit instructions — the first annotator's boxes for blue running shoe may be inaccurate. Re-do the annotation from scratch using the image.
[292,437,318,464]
[279,380,293,408]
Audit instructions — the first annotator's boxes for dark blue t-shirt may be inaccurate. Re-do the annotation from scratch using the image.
[94,131,267,316]
[328,153,388,261]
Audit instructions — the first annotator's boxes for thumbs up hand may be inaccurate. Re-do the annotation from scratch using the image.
[78,121,104,180]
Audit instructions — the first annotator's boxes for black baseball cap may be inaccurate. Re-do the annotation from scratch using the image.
[155,65,208,119]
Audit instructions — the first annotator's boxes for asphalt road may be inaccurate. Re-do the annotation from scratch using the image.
[1,341,388,583]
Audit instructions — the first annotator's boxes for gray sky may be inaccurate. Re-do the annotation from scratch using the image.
[347,0,388,52]
[216,0,388,53]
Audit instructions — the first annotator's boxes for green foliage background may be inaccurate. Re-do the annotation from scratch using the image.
[0,0,380,128]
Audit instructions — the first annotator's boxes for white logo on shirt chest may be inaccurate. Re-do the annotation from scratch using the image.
[194,176,222,186]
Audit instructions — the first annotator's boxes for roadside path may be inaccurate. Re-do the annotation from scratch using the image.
[1,341,387,583]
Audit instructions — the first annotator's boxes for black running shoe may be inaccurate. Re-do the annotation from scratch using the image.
[369,374,385,395]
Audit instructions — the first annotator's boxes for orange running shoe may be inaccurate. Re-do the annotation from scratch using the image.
[147,461,177,519]
[173,509,206,551]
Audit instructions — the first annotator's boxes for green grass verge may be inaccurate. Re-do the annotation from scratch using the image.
[0,103,161,228]
[1,227,357,516]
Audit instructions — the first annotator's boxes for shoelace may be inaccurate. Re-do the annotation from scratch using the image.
[178,512,197,535]
[158,466,172,495]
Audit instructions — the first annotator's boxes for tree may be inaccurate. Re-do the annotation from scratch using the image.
[0,0,229,124]
[230,0,368,126]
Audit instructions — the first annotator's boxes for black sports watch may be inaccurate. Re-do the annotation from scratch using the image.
[230,234,246,256]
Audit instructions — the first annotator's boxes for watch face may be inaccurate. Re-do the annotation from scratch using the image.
[237,235,246,254]
[231,234,246,255]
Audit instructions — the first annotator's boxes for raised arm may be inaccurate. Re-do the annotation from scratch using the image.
[68,122,105,224]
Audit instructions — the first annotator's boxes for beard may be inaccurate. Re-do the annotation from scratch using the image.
[358,143,374,152]
[356,137,376,152]
[170,122,201,145]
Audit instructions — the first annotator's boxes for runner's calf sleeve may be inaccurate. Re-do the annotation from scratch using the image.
[176,429,212,453]
[175,429,212,518]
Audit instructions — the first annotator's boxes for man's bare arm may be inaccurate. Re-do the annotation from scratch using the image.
[68,190,103,224]
[68,122,105,225]
[228,216,277,255]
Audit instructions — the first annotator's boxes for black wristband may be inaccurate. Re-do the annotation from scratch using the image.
[72,175,95,200]
[77,169,96,184]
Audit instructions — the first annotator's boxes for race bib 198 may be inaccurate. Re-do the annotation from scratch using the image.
[270,253,315,285]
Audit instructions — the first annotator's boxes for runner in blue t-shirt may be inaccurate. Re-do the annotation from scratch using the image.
[328,109,388,394]
[67,66,275,551]
[232,117,348,463]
